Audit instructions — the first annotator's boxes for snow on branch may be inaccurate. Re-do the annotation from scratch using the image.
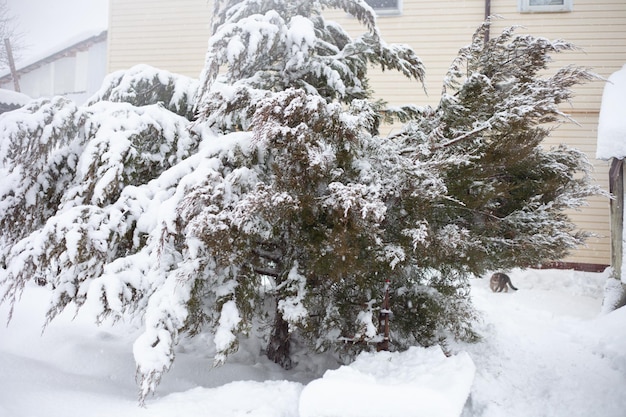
[88,64,200,120]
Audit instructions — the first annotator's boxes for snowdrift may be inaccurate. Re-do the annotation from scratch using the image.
[2,269,626,417]
[0,89,30,106]
[299,346,475,417]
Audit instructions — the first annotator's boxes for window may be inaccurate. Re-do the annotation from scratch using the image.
[518,0,573,13]
[365,0,402,16]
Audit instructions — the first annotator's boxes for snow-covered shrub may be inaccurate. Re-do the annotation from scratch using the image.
[0,69,203,326]
[0,97,84,265]
[88,64,199,120]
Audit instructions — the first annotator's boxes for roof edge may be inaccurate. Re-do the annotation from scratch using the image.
[0,30,107,81]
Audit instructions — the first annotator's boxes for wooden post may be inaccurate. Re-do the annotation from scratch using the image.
[377,279,391,352]
[4,38,20,92]
[609,158,623,279]
[605,158,626,310]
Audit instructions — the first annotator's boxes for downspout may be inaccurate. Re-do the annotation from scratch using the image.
[484,0,492,43]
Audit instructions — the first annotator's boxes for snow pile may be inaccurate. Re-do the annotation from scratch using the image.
[147,381,303,417]
[1,269,626,416]
[584,304,626,377]
[299,346,475,417]
[597,64,626,160]
[0,89,31,106]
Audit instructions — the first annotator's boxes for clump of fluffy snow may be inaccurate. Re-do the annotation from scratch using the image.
[213,300,242,364]
[86,64,199,118]
[277,263,309,329]
[597,64,626,160]
[601,275,626,314]
[299,346,475,417]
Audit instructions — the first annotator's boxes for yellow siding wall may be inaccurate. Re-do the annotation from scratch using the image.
[108,0,626,266]
[490,0,626,114]
[326,1,486,109]
[554,114,611,265]
[108,0,211,77]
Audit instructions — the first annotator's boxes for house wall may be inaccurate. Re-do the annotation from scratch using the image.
[107,0,626,267]
[108,0,212,77]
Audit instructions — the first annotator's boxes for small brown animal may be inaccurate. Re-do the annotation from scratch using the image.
[489,272,518,293]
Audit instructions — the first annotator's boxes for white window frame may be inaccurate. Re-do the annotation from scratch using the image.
[518,0,573,13]
[365,0,402,16]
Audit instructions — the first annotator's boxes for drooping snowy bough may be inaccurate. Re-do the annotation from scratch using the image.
[0,1,601,403]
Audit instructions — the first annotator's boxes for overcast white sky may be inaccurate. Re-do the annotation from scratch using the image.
[7,0,108,66]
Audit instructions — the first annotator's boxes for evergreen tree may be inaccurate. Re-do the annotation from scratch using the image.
[0,2,601,404]
[397,23,601,273]
[0,66,200,323]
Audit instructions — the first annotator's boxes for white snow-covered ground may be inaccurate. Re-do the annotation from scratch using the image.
[1,268,625,417]
[458,269,626,417]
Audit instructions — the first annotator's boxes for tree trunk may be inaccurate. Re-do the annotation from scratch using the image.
[377,279,391,352]
[266,308,293,369]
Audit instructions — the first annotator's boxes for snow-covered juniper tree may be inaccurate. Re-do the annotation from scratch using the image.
[396,23,602,274]
[0,65,201,321]
[0,0,601,404]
